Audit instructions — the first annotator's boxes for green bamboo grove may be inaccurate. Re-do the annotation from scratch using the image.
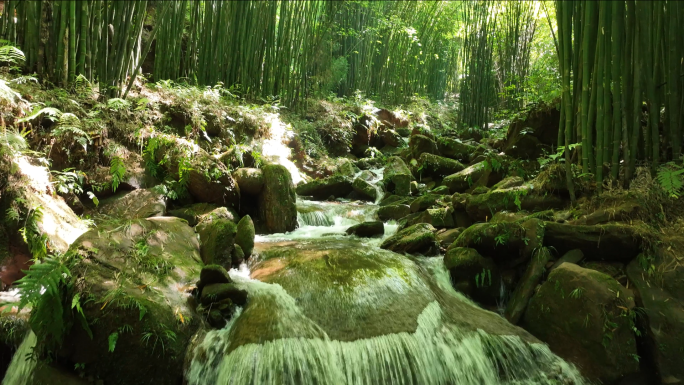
[555,1,684,194]
[2,0,540,112]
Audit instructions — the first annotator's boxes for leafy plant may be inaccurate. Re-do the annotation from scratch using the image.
[475,268,492,288]
[656,162,684,199]
[569,287,584,299]
[51,168,86,195]
[494,233,509,246]
[0,45,25,67]
[110,156,126,193]
[106,98,131,112]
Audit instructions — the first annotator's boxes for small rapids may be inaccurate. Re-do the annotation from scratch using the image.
[186,199,587,385]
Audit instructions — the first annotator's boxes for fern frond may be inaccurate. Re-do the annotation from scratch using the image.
[15,256,70,312]
[656,162,684,199]
[0,45,25,66]
[110,156,126,192]
[17,106,62,123]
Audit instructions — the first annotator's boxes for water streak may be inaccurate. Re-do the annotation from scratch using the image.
[2,332,37,385]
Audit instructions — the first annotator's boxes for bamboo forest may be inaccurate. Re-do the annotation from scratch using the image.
[1,1,684,384]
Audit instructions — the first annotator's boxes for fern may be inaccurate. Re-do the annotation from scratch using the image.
[110,156,126,192]
[0,45,25,66]
[143,137,161,178]
[53,113,91,151]
[0,128,28,156]
[656,162,684,199]
[15,255,71,344]
[17,106,62,123]
[20,206,48,260]
[106,98,131,112]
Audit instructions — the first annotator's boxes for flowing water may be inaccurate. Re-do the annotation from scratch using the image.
[186,197,587,385]
[2,332,37,385]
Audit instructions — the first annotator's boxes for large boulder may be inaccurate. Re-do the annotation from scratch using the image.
[504,247,552,324]
[295,175,353,200]
[503,103,560,159]
[232,168,264,195]
[401,207,455,229]
[626,245,684,384]
[57,217,202,385]
[522,263,639,383]
[96,187,166,219]
[167,203,238,227]
[452,219,544,268]
[382,157,412,197]
[235,215,255,258]
[380,223,437,255]
[196,214,237,267]
[409,194,445,213]
[3,155,89,253]
[258,164,297,233]
[352,178,377,202]
[443,162,488,193]
[543,222,643,262]
[418,153,465,178]
[409,134,439,159]
[465,186,566,222]
[346,221,384,238]
[435,228,463,248]
[377,204,411,221]
[154,134,240,207]
[444,247,501,305]
[437,138,476,162]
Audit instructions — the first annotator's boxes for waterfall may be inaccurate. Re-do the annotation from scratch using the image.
[2,331,37,385]
[187,209,587,385]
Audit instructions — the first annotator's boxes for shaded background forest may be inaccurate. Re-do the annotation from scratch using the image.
[3,0,684,189]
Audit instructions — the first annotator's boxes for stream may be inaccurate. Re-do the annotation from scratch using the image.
[184,198,587,385]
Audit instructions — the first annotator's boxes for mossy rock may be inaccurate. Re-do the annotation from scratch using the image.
[418,153,465,178]
[401,207,454,230]
[409,194,446,213]
[382,156,413,197]
[431,185,450,195]
[58,217,202,385]
[380,223,437,255]
[258,164,297,233]
[352,178,377,201]
[378,194,410,207]
[522,263,639,383]
[492,176,524,190]
[155,134,240,207]
[409,134,439,159]
[232,168,265,196]
[345,221,384,238]
[295,175,353,199]
[335,158,359,177]
[435,228,463,248]
[97,187,166,220]
[626,246,684,384]
[235,215,255,258]
[452,219,543,268]
[436,137,476,162]
[377,204,411,221]
[444,247,500,305]
[543,222,644,262]
[167,203,228,227]
[464,186,566,222]
[197,216,237,267]
[443,162,488,193]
